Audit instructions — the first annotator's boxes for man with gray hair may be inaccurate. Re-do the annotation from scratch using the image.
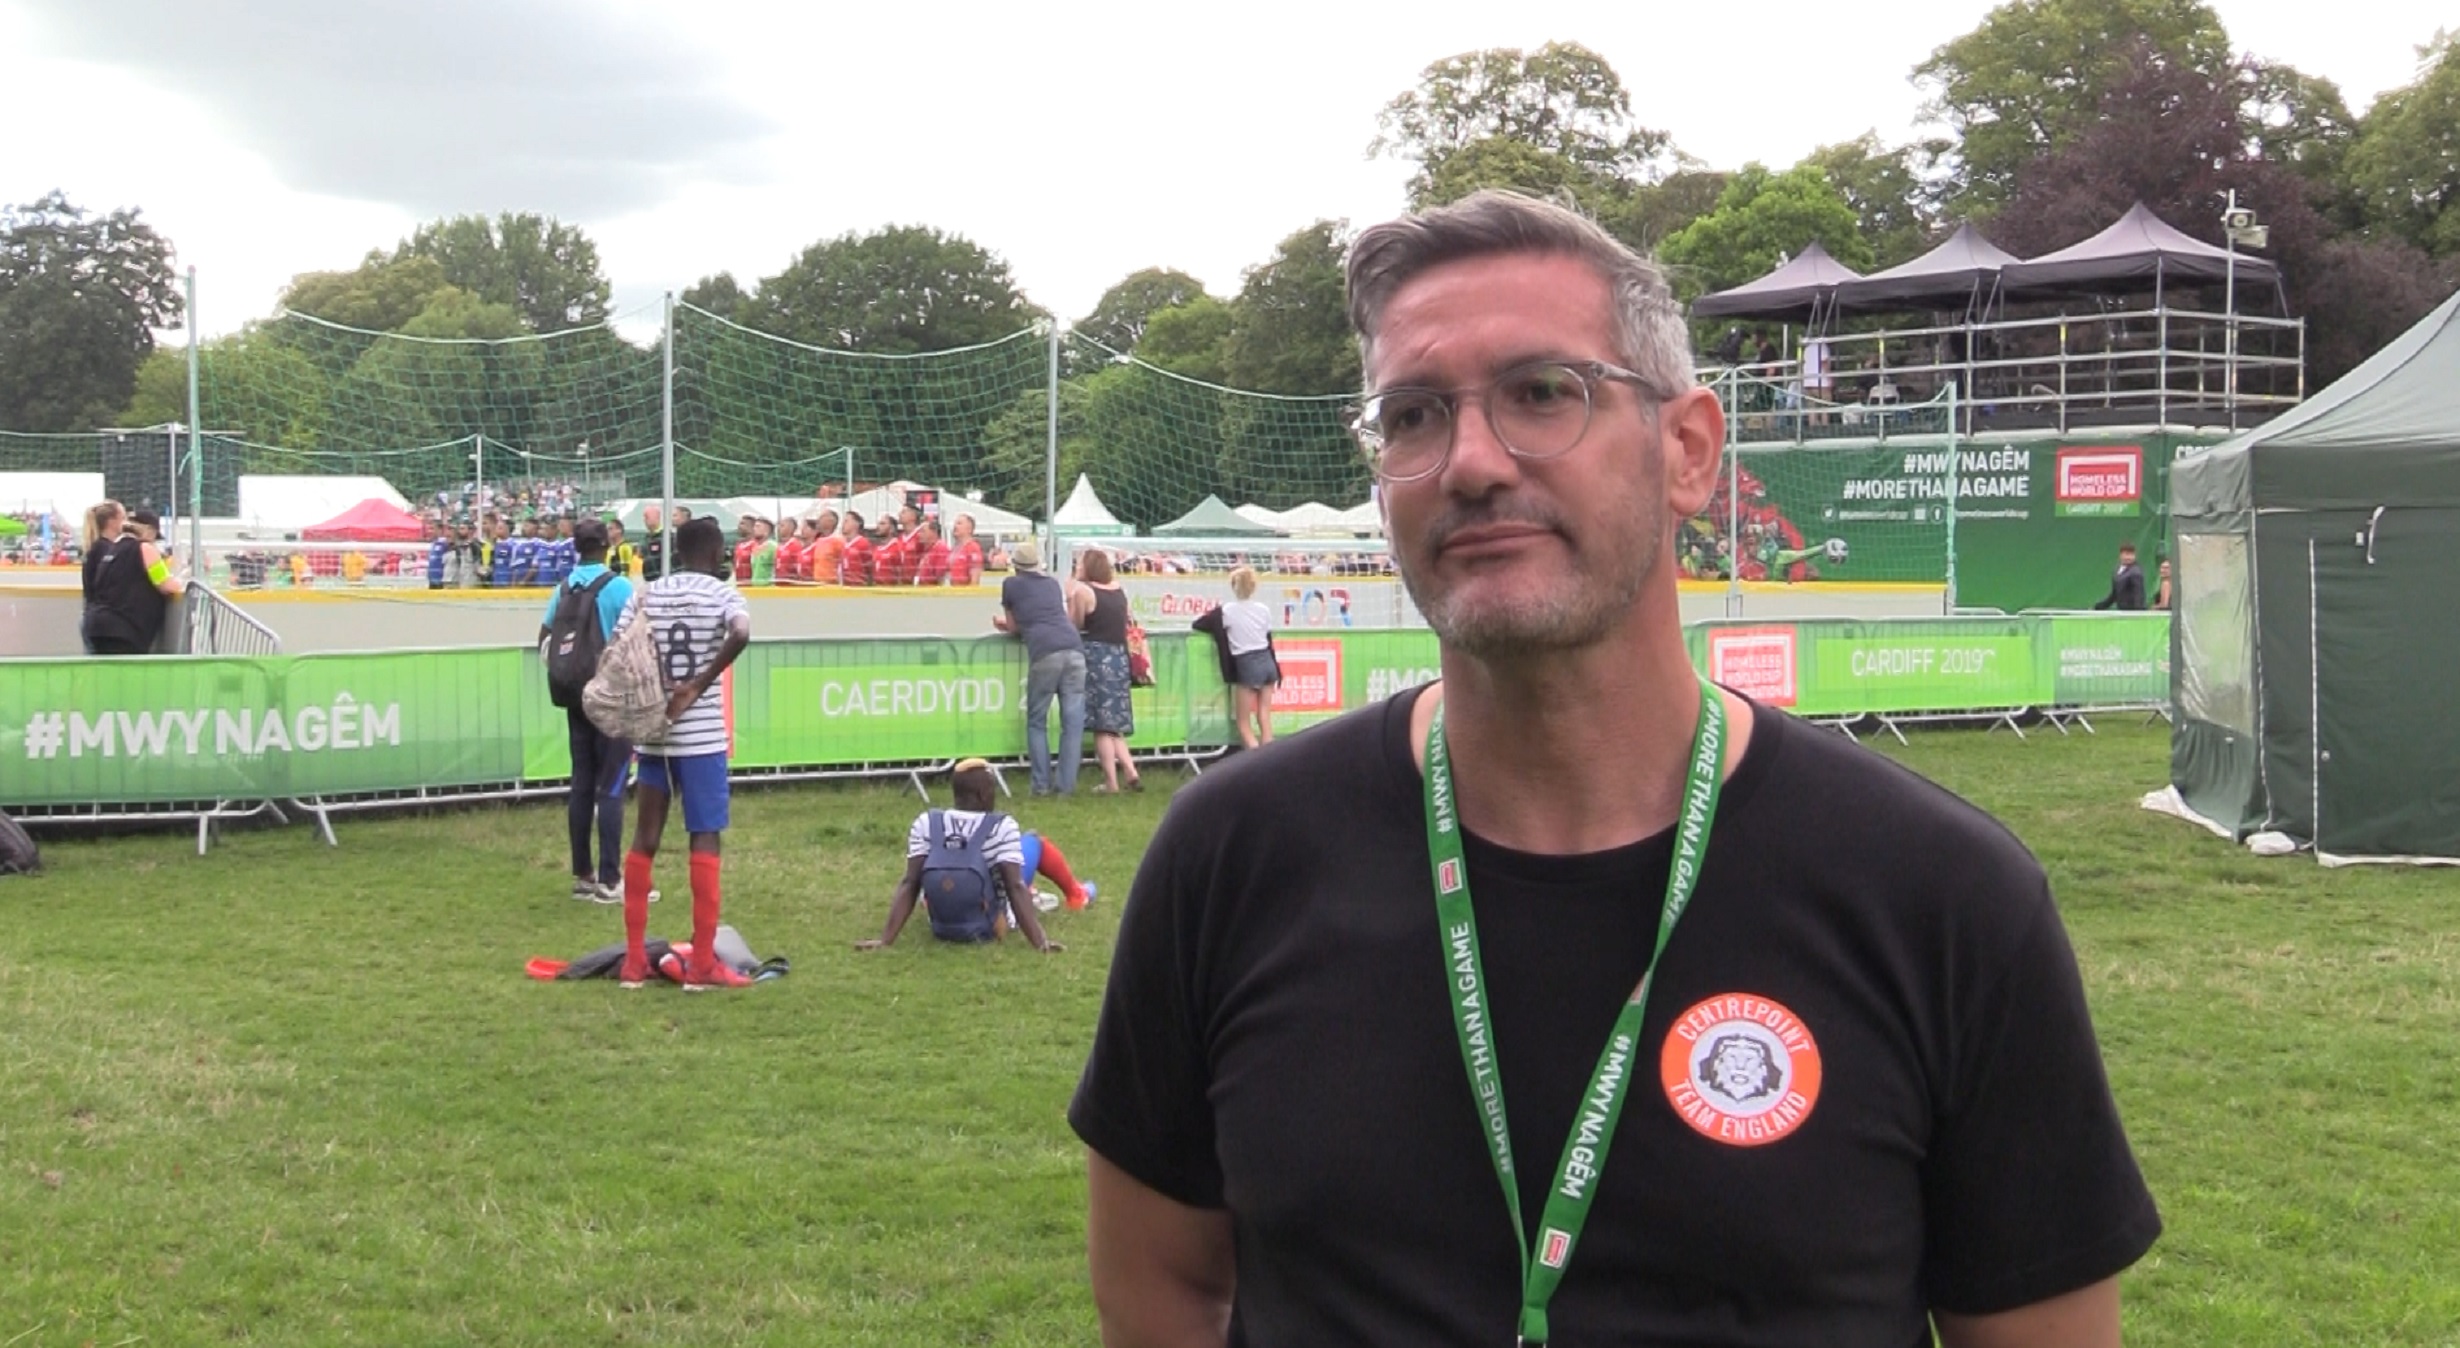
[1071,191,2157,1346]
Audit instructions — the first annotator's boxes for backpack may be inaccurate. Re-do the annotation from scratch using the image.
[921,809,1006,943]
[583,594,671,743]
[0,809,39,876]
[546,572,618,708]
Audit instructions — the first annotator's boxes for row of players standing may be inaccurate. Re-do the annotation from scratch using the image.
[427,514,618,590]
[725,506,999,587]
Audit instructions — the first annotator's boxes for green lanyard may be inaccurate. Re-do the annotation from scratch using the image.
[1425,678,1726,1346]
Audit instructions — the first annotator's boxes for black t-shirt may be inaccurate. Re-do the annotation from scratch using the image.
[1071,689,2158,1346]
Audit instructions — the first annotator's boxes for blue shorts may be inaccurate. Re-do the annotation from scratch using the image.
[635,752,730,834]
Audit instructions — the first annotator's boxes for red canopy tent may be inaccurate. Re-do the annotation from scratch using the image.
[301,498,426,542]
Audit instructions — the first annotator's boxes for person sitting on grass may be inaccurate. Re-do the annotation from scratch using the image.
[854,759,1091,952]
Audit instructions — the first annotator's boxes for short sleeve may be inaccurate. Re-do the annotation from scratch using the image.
[721,584,750,627]
[1920,883,2161,1313]
[982,816,1024,868]
[1068,803,1225,1208]
[906,812,932,858]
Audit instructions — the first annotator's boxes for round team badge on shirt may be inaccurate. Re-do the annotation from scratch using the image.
[1661,992,1823,1147]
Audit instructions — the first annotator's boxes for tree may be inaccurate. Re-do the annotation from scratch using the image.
[1916,0,2234,206]
[119,334,328,448]
[0,193,182,432]
[1222,221,1358,396]
[1993,41,2453,386]
[281,254,454,336]
[1078,268,1208,354]
[1372,43,1676,205]
[1613,170,1731,255]
[1415,136,1623,214]
[746,225,1040,353]
[393,213,611,332]
[2345,33,2460,256]
[1655,166,1874,300]
[1136,296,1237,384]
[1800,135,1934,269]
[681,271,751,323]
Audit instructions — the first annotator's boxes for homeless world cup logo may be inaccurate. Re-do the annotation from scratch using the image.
[2055,446,2144,517]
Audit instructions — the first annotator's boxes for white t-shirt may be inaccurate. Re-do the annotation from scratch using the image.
[1223,599,1273,655]
[907,810,1024,868]
[632,571,749,758]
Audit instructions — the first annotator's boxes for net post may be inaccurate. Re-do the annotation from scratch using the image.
[184,265,203,565]
[1723,371,1741,619]
[662,291,677,565]
[1943,379,1961,615]
[472,433,485,509]
[1044,318,1061,560]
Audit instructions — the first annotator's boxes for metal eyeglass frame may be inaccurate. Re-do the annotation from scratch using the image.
[1346,359,1660,484]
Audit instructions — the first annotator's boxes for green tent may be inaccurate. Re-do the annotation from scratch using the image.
[1154,494,1276,538]
[2168,287,2460,862]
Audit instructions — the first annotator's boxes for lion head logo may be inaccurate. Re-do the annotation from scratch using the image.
[1696,1033,1784,1105]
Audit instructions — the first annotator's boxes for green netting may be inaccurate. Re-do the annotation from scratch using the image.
[0,427,193,521]
[671,303,1045,507]
[1047,334,1368,535]
[200,310,664,518]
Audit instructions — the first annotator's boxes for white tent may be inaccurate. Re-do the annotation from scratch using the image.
[809,481,1036,538]
[1237,499,1379,536]
[0,471,106,519]
[1054,473,1132,536]
[236,475,411,531]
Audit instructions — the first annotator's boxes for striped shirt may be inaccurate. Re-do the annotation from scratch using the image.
[906,810,1024,868]
[632,571,749,758]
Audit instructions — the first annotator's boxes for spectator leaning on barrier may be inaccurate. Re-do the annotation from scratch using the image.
[994,540,1086,797]
[1072,189,2157,1347]
[79,500,182,655]
[539,518,636,904]
[618,516,754,991]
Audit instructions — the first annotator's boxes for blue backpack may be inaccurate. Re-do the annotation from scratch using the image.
[922,810,1006,943]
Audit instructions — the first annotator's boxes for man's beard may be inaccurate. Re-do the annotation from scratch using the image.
[1399,497,1661,660]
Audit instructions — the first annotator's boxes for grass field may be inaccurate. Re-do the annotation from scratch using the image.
[4,721,2458,1345]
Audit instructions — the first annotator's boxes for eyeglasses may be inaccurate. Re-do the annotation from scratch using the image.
[1347,359,1661,484]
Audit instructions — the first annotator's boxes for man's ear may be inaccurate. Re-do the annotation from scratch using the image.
[1660,386,1727,519]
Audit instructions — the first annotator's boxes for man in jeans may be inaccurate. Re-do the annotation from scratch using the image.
[994,540,1085,796]
[537,519,634,902]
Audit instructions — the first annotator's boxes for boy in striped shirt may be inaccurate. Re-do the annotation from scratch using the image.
[620,517,755,990]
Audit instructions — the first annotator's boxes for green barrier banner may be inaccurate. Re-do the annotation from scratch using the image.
[1697,618,2052,716]
[0,649,533,806]
[1,619,2174,808]
[2047,613,2171,707]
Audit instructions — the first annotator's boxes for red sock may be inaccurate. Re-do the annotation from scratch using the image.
[688,853,722,972]
[1037,837,1088,906]
[622,851,655,971]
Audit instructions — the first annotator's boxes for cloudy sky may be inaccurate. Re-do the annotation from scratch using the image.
[1,0,2447,340]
